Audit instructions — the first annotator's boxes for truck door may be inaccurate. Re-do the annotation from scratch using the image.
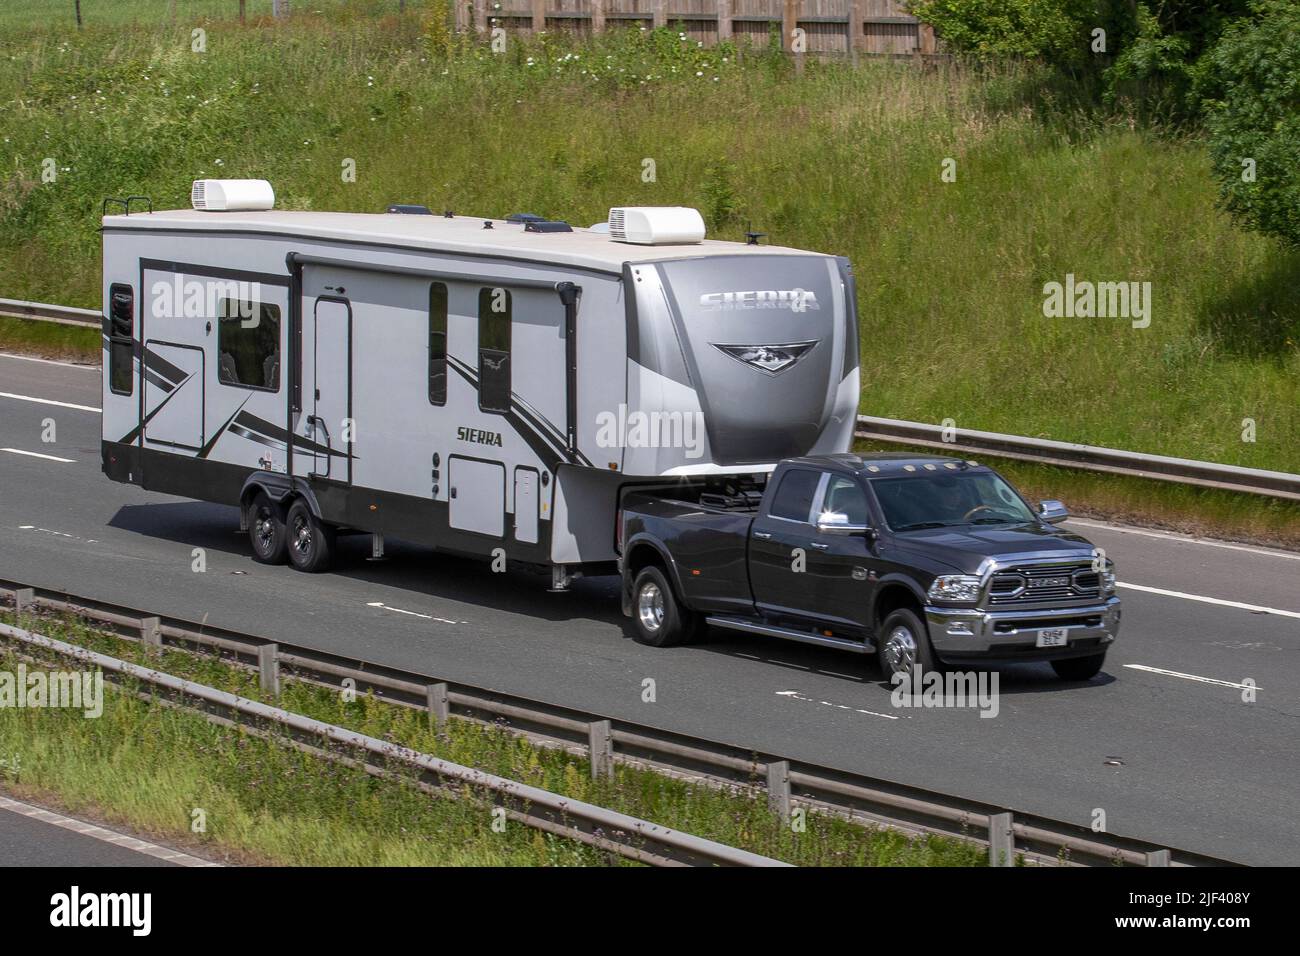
[803,474,877,633]
[749,468,825,622]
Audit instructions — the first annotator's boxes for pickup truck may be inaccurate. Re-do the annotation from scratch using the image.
[619,453,1121,681]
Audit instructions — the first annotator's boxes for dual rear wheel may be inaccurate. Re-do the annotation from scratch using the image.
[246,493,334,573]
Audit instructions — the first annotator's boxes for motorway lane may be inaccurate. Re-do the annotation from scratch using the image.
[0,801,179,866]
[0,353,1297,864]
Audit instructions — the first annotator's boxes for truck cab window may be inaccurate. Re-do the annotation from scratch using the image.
[768,469,821,522]
[217,298,281,391]
[429,282,448,406]
[821,475,869,525]
[477,286,511,414]
[108,283,134,395]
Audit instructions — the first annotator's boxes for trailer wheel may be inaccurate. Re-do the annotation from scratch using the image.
[630,566,698,648]
[285,499,335,573]
[247,493,288,565]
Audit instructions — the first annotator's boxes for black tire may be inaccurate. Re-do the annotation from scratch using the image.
[1051,652,1107,681]
[285,498,336,573]
[630,566,699,648]
[876,607,941,681]
[247,493,288,565]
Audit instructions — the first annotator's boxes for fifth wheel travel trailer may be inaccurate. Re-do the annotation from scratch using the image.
[100,180,860,584]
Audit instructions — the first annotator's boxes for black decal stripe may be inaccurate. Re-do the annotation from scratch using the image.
[446,359,564,471]
[233,411,347,459]
[197,396,252,459]
[229,422,287,451]
[144,347,188,386]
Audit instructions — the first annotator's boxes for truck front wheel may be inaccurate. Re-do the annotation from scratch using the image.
[630,566,699,648]
[877,607,941,680]
[1050,651,1107,681]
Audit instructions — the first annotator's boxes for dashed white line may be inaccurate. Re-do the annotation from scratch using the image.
[0,391,100,413]
[1117,582,1300,620]
[776,689,906,720]
[0,795,221,867]
[1122,664,1257,691]
[366,601,466,625]
[1,447,75,463]
[1068,518,1300,562]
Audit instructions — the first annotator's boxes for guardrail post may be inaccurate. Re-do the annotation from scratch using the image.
[258,643,279,698]
[13,588,35,614]
[426,682,449,729]
[139,616,161,652]
[988,812,1015,866]
[588,719,613,780]
[767,760,791,822]
[1145,849,1171,866]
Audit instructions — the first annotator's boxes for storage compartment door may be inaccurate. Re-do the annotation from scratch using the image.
[143,341,205,450]
[514,467,539,544]
[449,457,505,538]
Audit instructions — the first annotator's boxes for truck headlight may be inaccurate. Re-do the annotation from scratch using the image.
[927,574,983,603]
[1101,564,1117,594]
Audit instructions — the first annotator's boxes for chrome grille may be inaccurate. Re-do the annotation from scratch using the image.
[989,563,1100,605]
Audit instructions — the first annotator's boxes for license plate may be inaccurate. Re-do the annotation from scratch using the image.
[1036,628,1069,648]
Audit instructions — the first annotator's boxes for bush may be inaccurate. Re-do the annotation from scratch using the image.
[909,0,1100,67]
[1199,0,1300,246]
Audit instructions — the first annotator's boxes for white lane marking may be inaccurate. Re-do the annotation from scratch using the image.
[1068,518,1300,563]
[0,352,98,371]
[776,689,907,720]
[0,795,220,867]
[0,390,100,413]
[366,601,466,625]
[1,447,75,463]
[1122,664,1258,691]
[1117,582,1300,620]
[17,525,96,543]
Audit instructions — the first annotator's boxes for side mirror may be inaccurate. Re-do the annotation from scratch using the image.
[816,511,873,536]
[1038,499,1069,524]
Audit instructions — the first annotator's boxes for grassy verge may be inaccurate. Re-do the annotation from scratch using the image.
[0,609,986,866]
[0,13,1296,472]
[0,316,100,363]
[857,438,1300,551]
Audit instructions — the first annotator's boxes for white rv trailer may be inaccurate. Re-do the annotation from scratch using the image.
[100,182,860,578]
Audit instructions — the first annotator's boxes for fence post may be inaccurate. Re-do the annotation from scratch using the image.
[13,588,35,614]
[848,0,865,57]
[239,0,246,25]
[474,0,487,35]
[1145,849,1172,867]
[532,0,545,35]
[588,719,613,780]
[716,0,731,42]
[591,0,605,35]
[653,0,666,31]
[988,812,1015,866]
[258,643,280,698]
[426,682,449,729]
[139,616,162,652]
[767,760,791,822]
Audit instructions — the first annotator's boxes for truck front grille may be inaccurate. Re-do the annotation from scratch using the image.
[989,563,1100,605]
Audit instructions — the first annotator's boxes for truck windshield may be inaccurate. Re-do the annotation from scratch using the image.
[871,472,1036,531]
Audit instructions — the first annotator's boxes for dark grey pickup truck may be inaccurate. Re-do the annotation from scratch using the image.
[619,452,1121,680]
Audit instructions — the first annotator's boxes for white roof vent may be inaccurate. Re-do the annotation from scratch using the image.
[608,206,705,245]
[191,179,275,212]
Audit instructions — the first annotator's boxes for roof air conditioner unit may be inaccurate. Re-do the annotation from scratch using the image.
[607,206,705,245]
[191,179,276,212]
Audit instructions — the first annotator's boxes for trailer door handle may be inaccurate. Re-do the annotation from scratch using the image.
[753,531,772,540]
[809,542,830,550]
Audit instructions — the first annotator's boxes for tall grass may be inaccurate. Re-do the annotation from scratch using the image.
[0,11,1296,471]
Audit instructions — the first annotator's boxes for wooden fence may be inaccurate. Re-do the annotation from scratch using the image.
[452,0,935,56]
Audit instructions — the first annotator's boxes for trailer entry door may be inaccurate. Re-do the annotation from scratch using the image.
[143,342,205,450]
[311,296,352,483]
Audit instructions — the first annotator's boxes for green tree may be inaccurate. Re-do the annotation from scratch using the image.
[1198,0,1300,245]
[908,0,1102,67]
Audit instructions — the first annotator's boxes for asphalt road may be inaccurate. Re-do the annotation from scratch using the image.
[0,798,179,866]
[1,351,1297,864]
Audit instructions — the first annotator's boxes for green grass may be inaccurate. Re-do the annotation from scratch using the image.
[0,316,99,362]
[0,11,1296,474]
[0,609,987,866]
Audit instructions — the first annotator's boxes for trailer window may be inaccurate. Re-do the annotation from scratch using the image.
[217,299,281,392]
[769,469,821,523]
[477,286,511,414]
[108,283,134,395]
[429,282,448,406]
